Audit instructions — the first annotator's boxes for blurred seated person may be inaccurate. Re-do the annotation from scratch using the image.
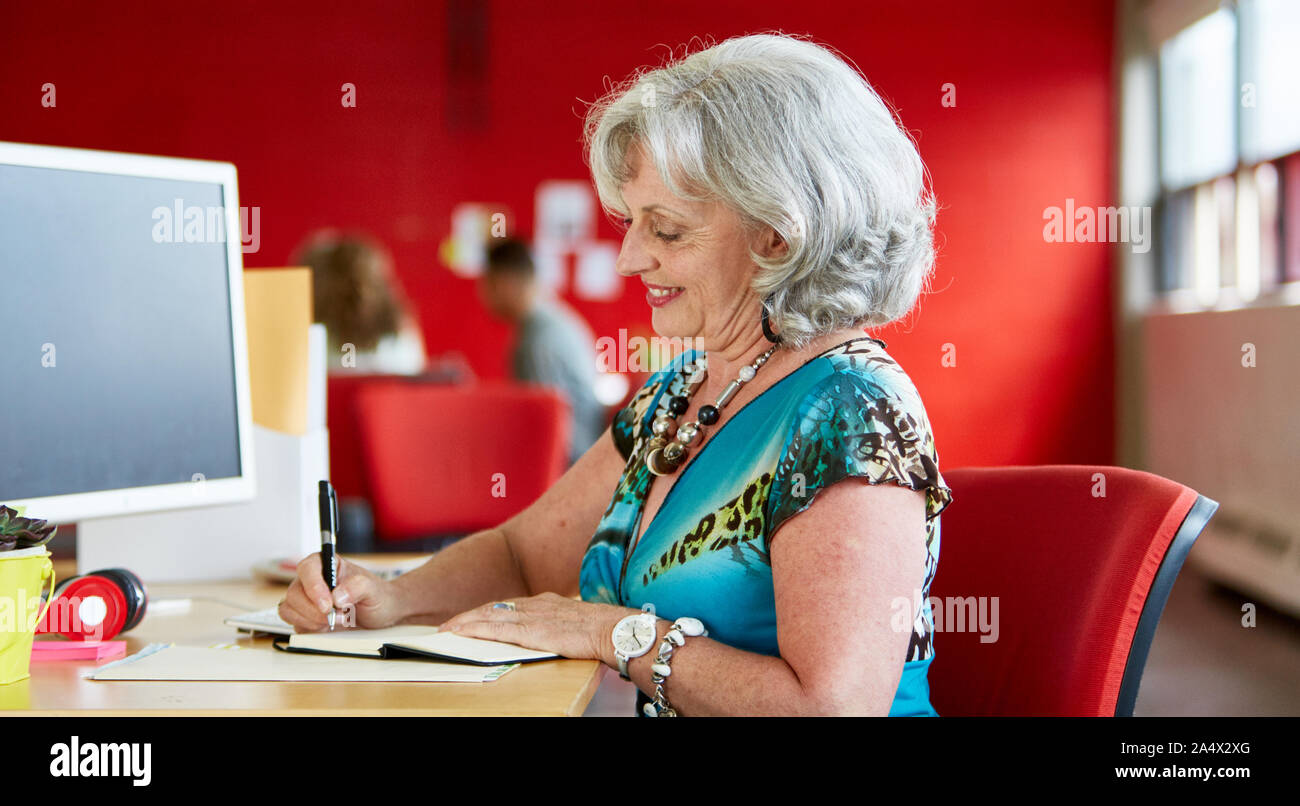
[479,238,606,463]
[295,231,427,375]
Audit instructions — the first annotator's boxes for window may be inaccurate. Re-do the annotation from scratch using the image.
[1159,9,1236,192]
[1239,0,1300,163]
[1155,0,1300,304]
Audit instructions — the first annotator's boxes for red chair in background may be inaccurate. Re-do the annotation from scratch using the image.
[327,375,388,502]
[927,465,1218,716]
[326,365,471,501]
[353,383,571,542]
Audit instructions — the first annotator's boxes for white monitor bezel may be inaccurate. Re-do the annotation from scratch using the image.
[0,141,257,523]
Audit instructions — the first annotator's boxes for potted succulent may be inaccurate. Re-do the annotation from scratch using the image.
[0,506,57,552]
[0,506,58,685]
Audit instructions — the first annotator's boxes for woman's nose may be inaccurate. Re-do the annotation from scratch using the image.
[615,230,655,278]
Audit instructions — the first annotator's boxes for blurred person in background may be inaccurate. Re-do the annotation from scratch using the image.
[295,231,427,375]
[478,238,606,463]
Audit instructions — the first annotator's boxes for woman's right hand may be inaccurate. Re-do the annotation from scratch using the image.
[278,553,406,632]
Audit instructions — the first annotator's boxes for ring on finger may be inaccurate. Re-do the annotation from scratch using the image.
[490,601,516,612]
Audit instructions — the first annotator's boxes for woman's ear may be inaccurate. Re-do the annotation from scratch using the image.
[753,226,788,260]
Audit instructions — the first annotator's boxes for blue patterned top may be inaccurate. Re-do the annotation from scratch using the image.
[579,336,953,716]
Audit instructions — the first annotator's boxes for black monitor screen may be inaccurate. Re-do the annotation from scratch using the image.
[0,162,242,502]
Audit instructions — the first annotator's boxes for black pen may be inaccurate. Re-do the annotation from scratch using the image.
[318,480,340,630]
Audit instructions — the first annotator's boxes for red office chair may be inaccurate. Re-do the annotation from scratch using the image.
[353,382,571,542]
[927,465,1218,716]
[326,369,469,500]
[327,375,387,501]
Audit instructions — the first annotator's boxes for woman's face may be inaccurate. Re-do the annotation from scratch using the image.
[614,144,771,349]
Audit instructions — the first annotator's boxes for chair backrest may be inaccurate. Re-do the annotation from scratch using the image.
[326,375,384,501]
[927,465,1214,716]
[353,382,571,541]
[327,372,465,500]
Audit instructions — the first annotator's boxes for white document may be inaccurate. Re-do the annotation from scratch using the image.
[306,322,327,429]
[89,642,517,683]
[575,241,621,300]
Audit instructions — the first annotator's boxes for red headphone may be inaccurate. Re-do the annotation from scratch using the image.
[35,568,148,641]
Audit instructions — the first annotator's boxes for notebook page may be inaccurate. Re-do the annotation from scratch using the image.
[288,625,441,656]
[387,632,558,663]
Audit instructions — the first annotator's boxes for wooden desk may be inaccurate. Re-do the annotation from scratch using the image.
[2,559,605,716]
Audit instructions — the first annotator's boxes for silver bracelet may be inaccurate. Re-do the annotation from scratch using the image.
[642,617,707,717]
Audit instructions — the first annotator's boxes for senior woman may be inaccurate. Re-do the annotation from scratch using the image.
[280,33,952,717]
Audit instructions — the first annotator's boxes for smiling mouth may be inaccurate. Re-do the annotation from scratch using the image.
[645,284,684,308]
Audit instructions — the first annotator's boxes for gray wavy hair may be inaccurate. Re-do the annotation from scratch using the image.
[583,33,936,348]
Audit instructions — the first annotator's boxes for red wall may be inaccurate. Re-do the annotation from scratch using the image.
[1,0,1115,467]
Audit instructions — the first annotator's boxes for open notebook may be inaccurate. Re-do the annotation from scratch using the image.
[274,625,559,666]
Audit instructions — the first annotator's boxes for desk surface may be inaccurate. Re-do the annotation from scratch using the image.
[4,558,605,716]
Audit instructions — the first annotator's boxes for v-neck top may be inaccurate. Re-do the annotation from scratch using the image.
[578,336,953,716]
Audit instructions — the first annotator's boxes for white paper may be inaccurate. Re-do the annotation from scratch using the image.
[575,241,621,300]
[535,181,595,246]
[90,642,517,683]
[306,323,327,430]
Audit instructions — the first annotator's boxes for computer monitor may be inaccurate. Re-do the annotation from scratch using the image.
[0,141,256,524]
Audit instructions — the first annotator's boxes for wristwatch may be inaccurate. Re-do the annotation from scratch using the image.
[611,610,660,681]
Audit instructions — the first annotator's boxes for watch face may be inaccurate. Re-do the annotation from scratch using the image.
[614,615,657,657]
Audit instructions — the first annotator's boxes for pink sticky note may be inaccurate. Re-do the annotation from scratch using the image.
[31,640,128,662]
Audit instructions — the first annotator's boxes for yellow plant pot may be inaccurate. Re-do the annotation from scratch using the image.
[0,548,55,685]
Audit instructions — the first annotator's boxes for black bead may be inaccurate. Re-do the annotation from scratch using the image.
[667,395,689,416]
[697,404,720,425]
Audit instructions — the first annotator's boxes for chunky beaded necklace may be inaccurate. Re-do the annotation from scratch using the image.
[644,344,780,476]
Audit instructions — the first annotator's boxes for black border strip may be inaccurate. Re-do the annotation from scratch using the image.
[1115,494,1220,716]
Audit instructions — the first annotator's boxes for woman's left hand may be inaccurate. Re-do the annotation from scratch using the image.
[438,593,634,662]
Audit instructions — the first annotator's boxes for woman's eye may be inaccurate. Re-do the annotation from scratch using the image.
[618,215,679,242]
